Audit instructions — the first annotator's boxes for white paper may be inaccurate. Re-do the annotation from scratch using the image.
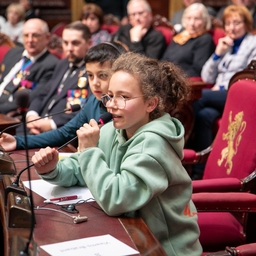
[23,179,94,205]
[40,234,139,256]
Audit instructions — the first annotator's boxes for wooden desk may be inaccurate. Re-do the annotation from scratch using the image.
[0,114,20,135]
[1,149,167,256]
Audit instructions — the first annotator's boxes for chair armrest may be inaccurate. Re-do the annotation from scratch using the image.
[242,169,256,192]
[192,178,243,193]
[205,243,256,256]
[182,146,212,165]
[192,192,256,212]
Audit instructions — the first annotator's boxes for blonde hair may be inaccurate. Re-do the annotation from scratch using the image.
[6,3,26,22]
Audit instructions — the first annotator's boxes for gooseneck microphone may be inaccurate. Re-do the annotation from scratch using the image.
[0,104,81,137]
[11,112,113,188]
[13,89,36,256]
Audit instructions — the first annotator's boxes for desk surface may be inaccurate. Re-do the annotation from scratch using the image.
[1,149,167,256]
[0,114,20,135]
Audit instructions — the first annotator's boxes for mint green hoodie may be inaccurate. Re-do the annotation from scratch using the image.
[41,113,202,255]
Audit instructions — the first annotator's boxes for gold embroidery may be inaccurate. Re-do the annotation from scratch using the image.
[218,111,246,174]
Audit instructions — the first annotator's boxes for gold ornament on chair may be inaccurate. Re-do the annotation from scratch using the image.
[218,111,246,175]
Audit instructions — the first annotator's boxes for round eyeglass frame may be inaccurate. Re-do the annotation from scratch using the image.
[101,94,144,109]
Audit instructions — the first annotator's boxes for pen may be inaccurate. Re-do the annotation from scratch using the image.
[44,195,79,203]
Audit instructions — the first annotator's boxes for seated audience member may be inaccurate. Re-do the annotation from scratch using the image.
[170,0,216,33]
[85,0,129,22]
[25,21,92,135]
[19,0,40,21]
[162,3,215,77]
[217,0,256,28]
[31,52,202,256]
[191,5,256,179]
[1,3,26,45]
[0,42,127,150]
[113,0,166,59]
[0,15,5,31]
[0,18,59,116]
[81,3,111,46]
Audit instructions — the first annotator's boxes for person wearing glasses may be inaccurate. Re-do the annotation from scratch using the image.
[0,42,127,151]
[191,5,256,180]
[113,0,166,59]
[32,52,202,256]
[0,18,59,116]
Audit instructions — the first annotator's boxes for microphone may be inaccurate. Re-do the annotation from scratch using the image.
[4,112,113,196]
[16,88,30,114]
[57,112,113,151]
[0,104,81,137]
[10,88,37,256]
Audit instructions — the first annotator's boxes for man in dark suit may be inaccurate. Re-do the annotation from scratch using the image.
[0,18,59,115]
[113,0,166,59]
[26,21,92,134]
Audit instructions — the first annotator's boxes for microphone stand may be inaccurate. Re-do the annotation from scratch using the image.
[10,106,37,256]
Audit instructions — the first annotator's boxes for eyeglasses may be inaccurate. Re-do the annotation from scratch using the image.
[23,33,45,40]
[101,94,144,109]
[128,11,146,18]
[224,20,244,27]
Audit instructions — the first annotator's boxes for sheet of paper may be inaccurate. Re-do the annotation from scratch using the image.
[40,234,139,256]
[23,179,94,205]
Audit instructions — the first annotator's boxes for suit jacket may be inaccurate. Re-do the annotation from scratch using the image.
[28,58,91,128]
[0,46,59,114]
[114,24,166,60]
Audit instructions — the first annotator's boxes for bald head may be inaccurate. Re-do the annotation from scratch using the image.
[23,18,50,56]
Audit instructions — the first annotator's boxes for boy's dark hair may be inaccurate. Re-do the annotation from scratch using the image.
[84,41,127,65]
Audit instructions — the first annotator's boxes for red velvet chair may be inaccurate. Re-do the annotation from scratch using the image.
[205,243,256,256]
[0,32,15,62]
[51,22,67,37]
[153,14,176,46]
[184,78,256,252]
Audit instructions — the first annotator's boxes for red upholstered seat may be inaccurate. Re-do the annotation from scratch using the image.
[184,79,256,252]
[101,24,119,35]
[154,26,174,46]
[0,45,11,62]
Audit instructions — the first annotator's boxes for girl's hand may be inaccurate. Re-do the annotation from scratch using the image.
[77,119,100,152]
[32,147,59,175]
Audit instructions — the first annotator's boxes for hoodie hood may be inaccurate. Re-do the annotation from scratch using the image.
[115,113,185,159]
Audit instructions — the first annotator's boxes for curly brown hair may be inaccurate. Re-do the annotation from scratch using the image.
[112,52,190,120]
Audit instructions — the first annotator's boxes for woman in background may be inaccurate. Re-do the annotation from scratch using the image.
[191,5,256,179]
[1,3,25,45]
[162,3,215,77]
[81,3,111,46]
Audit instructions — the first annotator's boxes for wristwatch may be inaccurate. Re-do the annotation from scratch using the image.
[132,38,140,42]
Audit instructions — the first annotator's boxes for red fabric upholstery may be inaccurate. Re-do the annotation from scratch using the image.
[154,26,174,46]
[198,212,245,252]
[101,24,119,35]
[203,79,256,180]
[51,23,67,37]
[193,178,243,193]
[209,28,225,46]
[188,79,256,252]
[0,45,11,62]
